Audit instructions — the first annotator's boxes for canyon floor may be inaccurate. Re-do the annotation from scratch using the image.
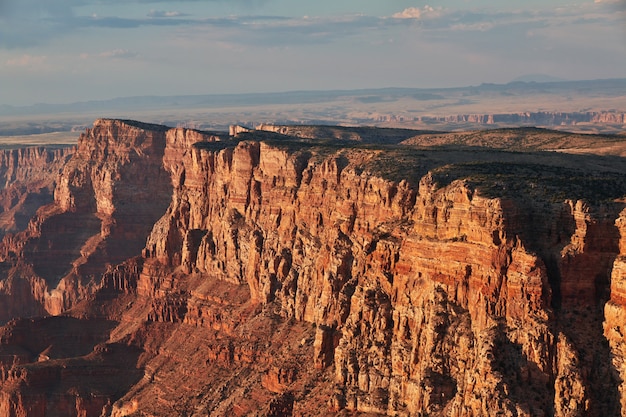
[0,120,624,416]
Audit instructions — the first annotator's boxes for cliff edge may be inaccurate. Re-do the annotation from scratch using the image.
[0,120,624,416]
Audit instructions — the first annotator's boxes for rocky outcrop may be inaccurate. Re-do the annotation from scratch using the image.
[0,120,625,416]
[605,207,626,414]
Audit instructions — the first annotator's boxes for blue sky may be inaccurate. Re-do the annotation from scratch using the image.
[0,0,625,106]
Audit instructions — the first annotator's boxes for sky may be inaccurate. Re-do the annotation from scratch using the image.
[0,0,625,106]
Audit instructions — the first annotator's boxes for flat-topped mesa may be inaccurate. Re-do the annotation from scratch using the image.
[229,124,252,137]
[255,123,288,135]
[167,126,224,149]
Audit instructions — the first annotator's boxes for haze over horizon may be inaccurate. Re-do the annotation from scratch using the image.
[1,0,625,107]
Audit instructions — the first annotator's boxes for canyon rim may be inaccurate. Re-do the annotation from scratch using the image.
[0,119,624,416]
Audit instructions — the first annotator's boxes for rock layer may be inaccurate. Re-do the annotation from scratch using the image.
[0,120,624,416]
[0,146,73,237]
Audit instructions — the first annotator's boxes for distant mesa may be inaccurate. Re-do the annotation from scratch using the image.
[229,123,290,137]
[510,74,569,83]
[228,124,252,136]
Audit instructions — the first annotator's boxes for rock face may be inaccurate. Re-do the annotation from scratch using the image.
[0,146,73,237]
[605,207,626,414]
[0,119,625,416]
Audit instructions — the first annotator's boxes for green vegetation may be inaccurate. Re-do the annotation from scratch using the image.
[403,127,626,151]
[192,139,241,152]
[356,145,434,185]
[112,119,170,132]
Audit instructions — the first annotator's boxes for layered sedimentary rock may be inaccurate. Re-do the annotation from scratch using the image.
[0,120,176,321]
[0,119,625,416]
[0,317,142,417]
[0,146,74,322]
[605,207,626,414]
[0,146,73,237]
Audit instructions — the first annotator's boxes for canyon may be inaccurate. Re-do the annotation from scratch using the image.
[0,119,624,416]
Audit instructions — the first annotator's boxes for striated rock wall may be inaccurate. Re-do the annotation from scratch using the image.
[605,207,626,414]
[0,146,73,321]
[0,146,73,237]
[0,120,625,416]
[0,119,181,320]
[131,124,624,416]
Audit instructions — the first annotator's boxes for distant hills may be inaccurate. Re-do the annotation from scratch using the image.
[1,78,624,118]
[1,78,625,136]
[510,74,569,83]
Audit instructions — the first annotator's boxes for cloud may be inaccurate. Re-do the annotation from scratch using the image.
[74,14,204,29]
[0,0,623,53]
[79,49,139,60]
[392,5,442,20]
[176,14,383,48]
[3,54,51,73]
[113,0,268,3]
[147,10,186,18]
[0,0,267,10]
[0,0,80,48]
[593,0,626,13]
[449,22,495,32]
[5,54,47,67]
[99,49,139,59]
[0,0,78,19]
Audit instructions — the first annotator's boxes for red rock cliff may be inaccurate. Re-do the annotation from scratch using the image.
[0,146,73,237]
[0,120,624,417]
[125,123,624,416]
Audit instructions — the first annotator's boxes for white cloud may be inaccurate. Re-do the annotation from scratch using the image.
[392,7,422,19]
[392,5,441,20]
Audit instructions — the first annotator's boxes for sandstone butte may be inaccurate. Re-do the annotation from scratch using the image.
[0,118,624,416]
